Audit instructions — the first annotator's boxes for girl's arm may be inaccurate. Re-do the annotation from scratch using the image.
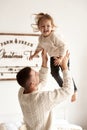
[29,36,43,60]
[54,33,68,57]
[29,48,43,60]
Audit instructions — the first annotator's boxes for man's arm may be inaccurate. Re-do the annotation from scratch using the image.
[45,51,74,108]
[41,49,48,68]
[39,50,48,85]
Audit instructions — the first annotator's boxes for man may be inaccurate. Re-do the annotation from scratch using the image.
[16,50,73,130]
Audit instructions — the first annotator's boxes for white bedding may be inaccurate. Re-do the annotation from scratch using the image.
[0,119,82,130]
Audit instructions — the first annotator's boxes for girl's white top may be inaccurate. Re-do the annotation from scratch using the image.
[36,31,68,57]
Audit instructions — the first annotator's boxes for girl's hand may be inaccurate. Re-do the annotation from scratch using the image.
[29,55,34,60]
[29,48,43,60]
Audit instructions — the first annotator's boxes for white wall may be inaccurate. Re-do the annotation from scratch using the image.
[0,0,87,129]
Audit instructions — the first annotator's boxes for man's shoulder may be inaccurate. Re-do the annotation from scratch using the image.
[18,87,24,99]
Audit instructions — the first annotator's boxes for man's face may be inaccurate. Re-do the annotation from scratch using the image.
[27,69,39,87]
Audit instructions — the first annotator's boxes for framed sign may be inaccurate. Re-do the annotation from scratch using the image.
[0,33,41,80]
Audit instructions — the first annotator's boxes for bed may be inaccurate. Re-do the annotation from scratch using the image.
[0,116,82,130]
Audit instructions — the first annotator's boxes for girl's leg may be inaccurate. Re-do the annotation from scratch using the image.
[72,78,78,92]
[50,57,77,90]
[67,59,78,102]
[67,59,78,92]
[50,57,63,87]
[50,57,77,102]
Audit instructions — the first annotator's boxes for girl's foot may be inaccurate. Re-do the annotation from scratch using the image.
[71,92,77,102]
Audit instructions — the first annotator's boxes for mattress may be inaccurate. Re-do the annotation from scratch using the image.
[57,124,82,130]
[56,120,82,130]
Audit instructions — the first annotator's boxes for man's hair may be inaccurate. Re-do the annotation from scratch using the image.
[16,67,31,88]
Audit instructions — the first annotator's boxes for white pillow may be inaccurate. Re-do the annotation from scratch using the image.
[55,119,82,130]
[19,124,27,130]
[0,123,6,130]
[0,123,18,130]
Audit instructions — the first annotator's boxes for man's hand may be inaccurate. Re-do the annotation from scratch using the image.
[41,49,48,68]
[60,50,70,71]
[54,56,63,66]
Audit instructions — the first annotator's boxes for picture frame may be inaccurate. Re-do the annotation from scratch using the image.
[0,33,41,80]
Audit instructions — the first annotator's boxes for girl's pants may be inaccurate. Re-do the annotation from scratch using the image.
[50,57,77,92]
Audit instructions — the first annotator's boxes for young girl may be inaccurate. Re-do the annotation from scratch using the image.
[29,12,77,102]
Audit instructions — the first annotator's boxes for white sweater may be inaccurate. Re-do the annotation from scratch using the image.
[18,67,73,130]
[36,32,67,57]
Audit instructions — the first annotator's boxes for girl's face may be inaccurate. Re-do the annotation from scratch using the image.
[39,19,53,37]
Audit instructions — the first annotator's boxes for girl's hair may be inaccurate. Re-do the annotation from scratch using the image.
[31,13,56,32]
